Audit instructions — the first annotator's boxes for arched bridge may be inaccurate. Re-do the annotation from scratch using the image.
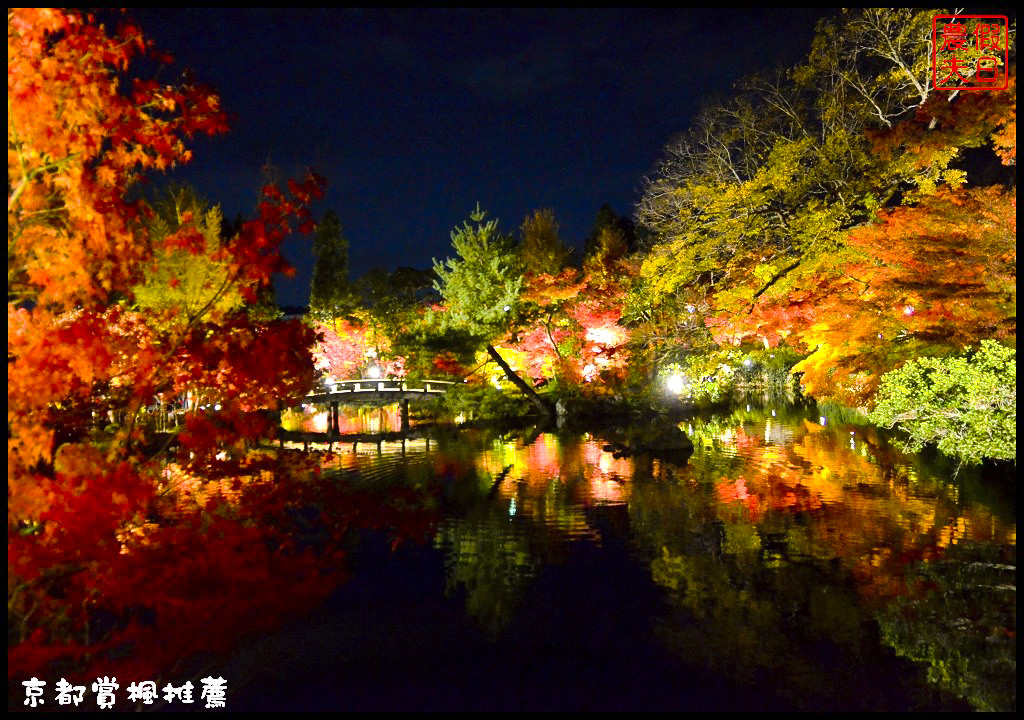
[295,378,457,433]
[301,378,456,404]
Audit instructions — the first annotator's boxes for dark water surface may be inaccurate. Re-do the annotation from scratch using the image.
[221,400,1015,711]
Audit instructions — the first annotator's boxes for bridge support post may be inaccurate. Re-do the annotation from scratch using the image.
[329,402,339,435]
[400,399,410,431]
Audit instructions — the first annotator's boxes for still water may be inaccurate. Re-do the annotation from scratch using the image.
[226,400,1015,711]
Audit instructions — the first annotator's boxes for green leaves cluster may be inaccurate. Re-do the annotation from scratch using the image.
[869,341,1016,464]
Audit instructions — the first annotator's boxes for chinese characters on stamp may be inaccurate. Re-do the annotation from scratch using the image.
[932,15,1009,90]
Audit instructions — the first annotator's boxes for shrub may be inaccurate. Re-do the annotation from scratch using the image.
[869,341,1015,464]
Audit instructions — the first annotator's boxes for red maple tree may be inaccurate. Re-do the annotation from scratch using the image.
[5,8,401,688]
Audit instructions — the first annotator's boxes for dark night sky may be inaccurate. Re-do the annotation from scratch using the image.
[129,8,837,307]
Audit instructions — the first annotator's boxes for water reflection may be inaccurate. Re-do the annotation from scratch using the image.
[317,401,1014,710]
[283,404,405,434]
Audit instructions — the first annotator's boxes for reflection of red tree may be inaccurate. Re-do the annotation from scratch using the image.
[478,436,635,539]
[715,476,762,522]
[295,407,404,434]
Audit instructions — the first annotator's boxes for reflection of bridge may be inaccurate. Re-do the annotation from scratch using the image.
[276,426,439,453]
[295,379,456,432]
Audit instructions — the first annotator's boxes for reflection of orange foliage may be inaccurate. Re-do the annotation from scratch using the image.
[579,440,634,482]
[704,416,1017,602]
[478,435,635,540]
[732,426,761,450]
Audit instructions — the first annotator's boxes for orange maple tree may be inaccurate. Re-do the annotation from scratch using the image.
[707,74,1016,406]
[509,261,634,388]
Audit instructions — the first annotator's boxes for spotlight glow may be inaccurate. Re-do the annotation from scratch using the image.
[666,374,685,394]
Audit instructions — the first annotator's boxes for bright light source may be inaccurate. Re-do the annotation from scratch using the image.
[367,365,381,379]
[666,374,685,394]
[214,404,221,411]
[743,358,753,367]
[819,416,826,426]
[903,305,915,316]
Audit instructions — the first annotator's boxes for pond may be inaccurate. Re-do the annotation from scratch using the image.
[220,399,1015,711]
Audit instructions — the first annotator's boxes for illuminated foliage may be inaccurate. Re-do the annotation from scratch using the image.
[509,253,634,389]
[713,180,1016,406]
[8,8,228,307]
[433,206,550,415]
[312,318,406,380]
[433,205,524,340]
[132,185,243,326]
[869,341,1015,464]
[633,8,1016,435]
[519,208,570,276]
[7,8,335,683]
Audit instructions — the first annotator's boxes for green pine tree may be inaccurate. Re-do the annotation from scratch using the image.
[433,205,552,418]
[309,210,355,321]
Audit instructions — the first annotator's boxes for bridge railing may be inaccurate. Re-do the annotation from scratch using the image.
[306,378,456,398]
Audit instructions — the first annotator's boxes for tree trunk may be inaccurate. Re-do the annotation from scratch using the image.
[486,344,554,419]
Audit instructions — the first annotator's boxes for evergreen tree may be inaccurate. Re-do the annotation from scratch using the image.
[519,208,570,275]
[433,205,552,417]
[584,204,636,259]
[309,210,354,321]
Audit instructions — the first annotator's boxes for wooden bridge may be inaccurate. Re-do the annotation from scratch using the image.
[302,378,456,404]
[295,378,457,432]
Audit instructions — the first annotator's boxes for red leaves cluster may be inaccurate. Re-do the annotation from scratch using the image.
[509,268,633,387]
[312,319,406,380]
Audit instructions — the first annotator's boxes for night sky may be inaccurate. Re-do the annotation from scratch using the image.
[130,8,837,307]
